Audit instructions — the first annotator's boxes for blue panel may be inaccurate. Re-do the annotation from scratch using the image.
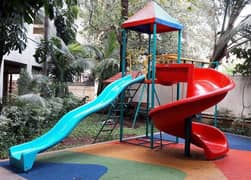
[155,18,183,30]
[0,161,107,180]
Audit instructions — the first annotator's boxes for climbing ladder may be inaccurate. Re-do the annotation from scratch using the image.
[92,83,142,143]
[92,99,121,143]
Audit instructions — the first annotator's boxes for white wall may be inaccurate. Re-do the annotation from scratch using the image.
[0,24,42,100]
[205,76,251,118]
[0,19,58,100]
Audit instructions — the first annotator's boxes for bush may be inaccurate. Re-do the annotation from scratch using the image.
[62,94,83,113]
[32,74,52,98]
[2,102,47,140]
[0,95,82,159]
[0,115,17,158]
[17,69,32,95]
[0,102,48,159]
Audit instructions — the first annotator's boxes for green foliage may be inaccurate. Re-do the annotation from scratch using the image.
[34,36,116,97]
[94,58,119,80]
[81,0,205,62]
[103,32,119,58]
[0,15,27,58]
[32,74,52,97]
[81,0,121,51]
[18,94,47,107]
[34,37,87,97]
[0,101,48,158]
[0,115,16,158]
[220,120,249,136]
[0,0,67,60]
[94,58,119,94]
[0,1,43,23]
[54,2,79,44]
[17,69,32,95]
[0,0,49,45]
[0,95,82,159]
[44,95,82,127]
[45,97,64,126]
[16,69,52,97]
[232,48,251,76]
[68,43,88,57]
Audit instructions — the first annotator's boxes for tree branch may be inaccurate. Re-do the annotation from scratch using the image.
[228,39,250,51]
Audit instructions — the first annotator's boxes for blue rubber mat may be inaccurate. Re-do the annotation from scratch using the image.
[225,133,251,151]
[0,161,107,180]
[154,132,251,151]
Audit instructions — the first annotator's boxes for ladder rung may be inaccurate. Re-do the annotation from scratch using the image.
[102,119,116,125]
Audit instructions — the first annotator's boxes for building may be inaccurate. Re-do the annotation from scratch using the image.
[0,20,55,102]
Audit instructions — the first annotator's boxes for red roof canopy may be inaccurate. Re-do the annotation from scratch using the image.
[103,71,141,84]
[122,1,183,34]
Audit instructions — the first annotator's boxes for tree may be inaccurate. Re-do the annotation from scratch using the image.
[232,47,251,76]
[0,0,78,74]
[81,0,213,71]
[210,0,251,67]
[81,0,146,71]
[34,37,86,97]
[119,0,129,71]
[232,47,251,122]
[54,0,79,45]
[0,0,44,68]
[41,0,78,74]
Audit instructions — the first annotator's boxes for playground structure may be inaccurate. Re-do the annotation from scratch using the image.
[8,1,235,172]
[118,1,234,158]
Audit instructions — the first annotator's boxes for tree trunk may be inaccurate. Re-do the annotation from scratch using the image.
[210,0,249,68]
[43,15,49,75]
[0,54,3,70]
[0,53,3,99]
[119,0,128,72]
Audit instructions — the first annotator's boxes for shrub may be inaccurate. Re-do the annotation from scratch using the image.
[32,74,52,98]
[0,102,48,159]
[16,69,32,95]
[0,93,82,159]
[0,115,17,158]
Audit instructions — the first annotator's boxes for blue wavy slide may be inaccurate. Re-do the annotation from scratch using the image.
[9,75,145,172]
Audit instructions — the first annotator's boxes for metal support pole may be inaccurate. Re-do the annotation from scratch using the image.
[214,105,218,127]
[132,84,146,128]
[150,23,157,148]
[154,88,161,105]
[213,61,219,127]
[176,30,182,143]
[146,34,151,137]
[185,116,192,157]
[177,30,182,64]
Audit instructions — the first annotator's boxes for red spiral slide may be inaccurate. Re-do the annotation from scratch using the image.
[149,64,235,160]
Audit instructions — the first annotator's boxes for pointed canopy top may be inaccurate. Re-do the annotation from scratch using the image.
[121,1,183,34]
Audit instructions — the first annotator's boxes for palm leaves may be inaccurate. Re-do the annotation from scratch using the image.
[34,34,120,96]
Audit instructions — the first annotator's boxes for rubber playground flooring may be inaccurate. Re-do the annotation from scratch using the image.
[1,133,251,180]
